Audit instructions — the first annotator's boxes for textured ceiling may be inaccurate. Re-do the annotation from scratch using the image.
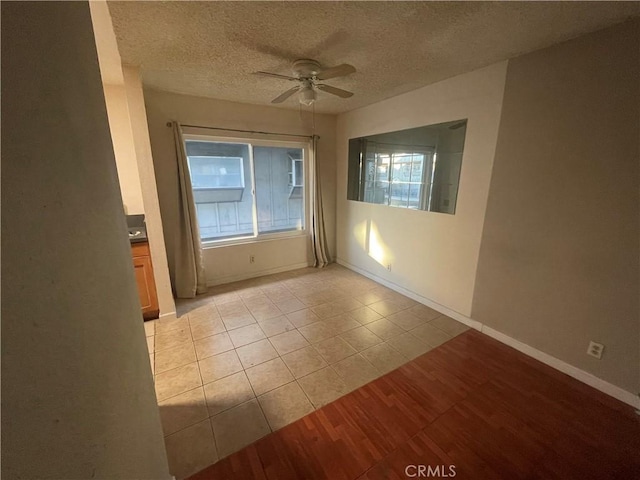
[108,1,640,114]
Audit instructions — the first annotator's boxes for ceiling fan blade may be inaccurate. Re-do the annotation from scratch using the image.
[254,71,298,81]
[316,63,356,80]
[316,84,354,98]
[271,86,301,104]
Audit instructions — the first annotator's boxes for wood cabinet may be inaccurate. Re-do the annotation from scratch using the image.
[131,241,159,320]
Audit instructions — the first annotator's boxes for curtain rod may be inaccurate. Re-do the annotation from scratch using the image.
[167,122,317,140]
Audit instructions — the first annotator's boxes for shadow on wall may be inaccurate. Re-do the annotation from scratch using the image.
[353,219,395,269]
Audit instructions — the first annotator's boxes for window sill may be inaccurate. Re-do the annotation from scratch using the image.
[202,230,309,249]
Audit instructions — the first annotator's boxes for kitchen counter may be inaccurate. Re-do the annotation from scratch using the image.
[126,214,148,244]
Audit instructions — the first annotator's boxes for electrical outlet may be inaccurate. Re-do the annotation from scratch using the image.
[587,341,604,359]
[387,264,392,271]
[249,255,255,264]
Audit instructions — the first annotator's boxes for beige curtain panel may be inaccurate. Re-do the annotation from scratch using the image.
[311,135,331,267]
[171,121,207,298]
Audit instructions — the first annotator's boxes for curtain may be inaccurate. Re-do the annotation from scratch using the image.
[171,121,207,298]
[310,135,331,267]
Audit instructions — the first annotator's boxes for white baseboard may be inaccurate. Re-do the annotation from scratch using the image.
[206,262,311,287]
[481,326,639,409]
[336,257,639,410]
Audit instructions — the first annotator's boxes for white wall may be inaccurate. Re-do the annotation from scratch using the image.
[144,89,336,287]
[204,236,312,286]
[2,2,171,478]
[336,62,508,316]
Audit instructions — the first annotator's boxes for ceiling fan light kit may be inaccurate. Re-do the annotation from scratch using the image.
[299,84,317,106]
[255,58,356,106]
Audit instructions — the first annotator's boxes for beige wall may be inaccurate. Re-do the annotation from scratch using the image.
[336,62,508,316]
[472,21,640,393]
[1,2,170,478]
[144,89,337,286]
[103,83,145,214]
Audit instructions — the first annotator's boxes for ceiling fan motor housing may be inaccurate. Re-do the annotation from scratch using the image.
[257,59,355,104]
[292,59,322,78]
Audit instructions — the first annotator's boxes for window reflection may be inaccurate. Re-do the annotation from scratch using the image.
[347,119,467,214]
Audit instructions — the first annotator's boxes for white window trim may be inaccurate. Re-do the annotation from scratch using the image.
[183,134,311,249]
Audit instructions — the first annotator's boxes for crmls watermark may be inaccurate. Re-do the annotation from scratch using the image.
[405,465,457,478]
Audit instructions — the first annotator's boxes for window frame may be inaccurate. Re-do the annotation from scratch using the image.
[183,133,311,248]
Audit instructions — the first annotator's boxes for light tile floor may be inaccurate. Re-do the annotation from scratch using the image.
[145,264,470,479]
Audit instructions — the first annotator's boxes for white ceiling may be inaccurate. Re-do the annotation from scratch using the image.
[108,1,640,114]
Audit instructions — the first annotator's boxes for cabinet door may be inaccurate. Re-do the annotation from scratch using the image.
[133,255,159,317]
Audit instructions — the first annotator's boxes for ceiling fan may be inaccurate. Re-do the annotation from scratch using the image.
[255,59,356,106]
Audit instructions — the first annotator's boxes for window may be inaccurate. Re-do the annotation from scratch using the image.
[347,119,467,214]
[185,137,307,243]
[361,148,432,209]
[289,157,304,187]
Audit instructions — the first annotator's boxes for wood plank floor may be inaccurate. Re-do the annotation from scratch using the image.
[189,329,640,480]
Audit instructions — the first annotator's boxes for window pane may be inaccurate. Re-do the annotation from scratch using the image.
[407,184,419,209]
[188,156,244,188]
[185,141,254,241]
[409,154,425,209]
[410,155,425,183]
[390,153,412,207]
[362,153,378,204]
[389,182,407,207]
[253,146,305,234]
[372,152,390,205]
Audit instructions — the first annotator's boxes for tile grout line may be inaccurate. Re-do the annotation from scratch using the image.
[158,343,400,442]
[238,363,273,438]
[162,265,472,475]
[160,308,427,379]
